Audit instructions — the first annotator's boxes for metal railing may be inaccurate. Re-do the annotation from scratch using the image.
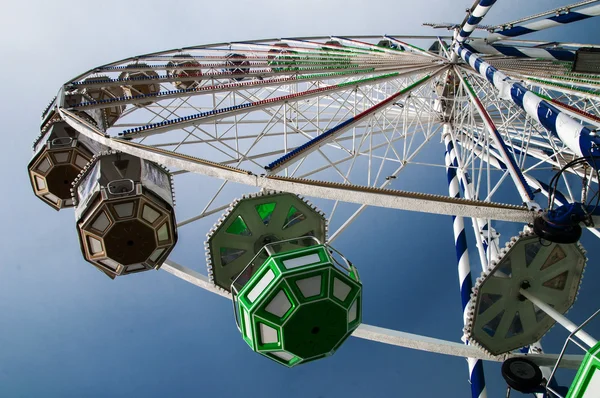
[546,308,600,397]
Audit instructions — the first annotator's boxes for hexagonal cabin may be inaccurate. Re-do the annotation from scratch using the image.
[82,76,126,129]
[377,39,404,51]
[267,43,298,72]
[28,117,104,210]
[224,53,250,81]
[166,55,203,90]
[72,151,177,278]
[233,242,362,367]
[118,64,160,107]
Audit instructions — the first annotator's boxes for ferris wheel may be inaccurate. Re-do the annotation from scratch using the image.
[27,0,600,396]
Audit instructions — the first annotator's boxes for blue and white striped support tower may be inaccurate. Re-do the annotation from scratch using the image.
[446,128,553,398]
[454,44,600,170]
[443,124,487,398]
[487,3,600,42]
[451,0,497,63]
[443,129,500,267]
[462,40,574,61]
[456,0,497,44]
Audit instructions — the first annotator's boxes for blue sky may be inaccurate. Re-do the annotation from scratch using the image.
[2,1,600,397]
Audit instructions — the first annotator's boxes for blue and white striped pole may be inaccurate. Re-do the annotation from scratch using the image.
[445,128,500,267]
[454,44,600,170]
[488,3,600,42]
[450,132,555,398]
[457,0,498,43]
[462,40,574,61]
[444,125,487,398]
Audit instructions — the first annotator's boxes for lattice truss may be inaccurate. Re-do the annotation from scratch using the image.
[447,60,600,210]
[40,34,600,238]
[58,39,454,231]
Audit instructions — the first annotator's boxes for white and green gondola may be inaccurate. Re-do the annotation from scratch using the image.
[206,192,362,367]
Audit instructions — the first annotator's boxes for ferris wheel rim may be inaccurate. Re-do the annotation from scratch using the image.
[160,257,586,370]
[51,35,600,226]
[58,107,537,225]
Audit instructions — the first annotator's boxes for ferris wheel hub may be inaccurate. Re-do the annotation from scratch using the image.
[533,204,587,244]
[465,231,587,356]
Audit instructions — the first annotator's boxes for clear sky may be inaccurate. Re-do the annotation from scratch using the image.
[2,1,600,397]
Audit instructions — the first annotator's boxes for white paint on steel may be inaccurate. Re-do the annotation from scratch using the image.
[162,260,230,298]
[353,324,584,369]
[59,108,535,223]
[523,92,542,124]
[519,288,598,348]
[488,3,600,42]
[162,259,584,368]
[556,112,585,157]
